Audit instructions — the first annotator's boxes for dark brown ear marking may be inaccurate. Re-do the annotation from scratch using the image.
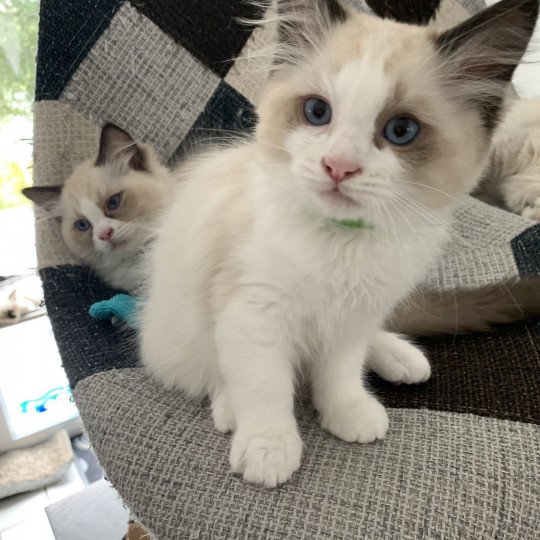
[365,0,442,25]
[277,0,347,51]
[436,0,539,129]
[437,0,539,81]
[96,123,148,172]
[22,185,62,207]
[323,0,347,23]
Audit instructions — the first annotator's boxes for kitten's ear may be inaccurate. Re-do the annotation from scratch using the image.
[436,0,538,127]
[22,185,62,210]
[365,0,442,25]
[276,0,347,55]
[96,124,148,172]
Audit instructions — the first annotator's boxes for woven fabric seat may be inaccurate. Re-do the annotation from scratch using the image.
[34,1,539,537]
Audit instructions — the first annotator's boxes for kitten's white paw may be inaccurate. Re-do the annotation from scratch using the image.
[211,391,236,434]
[320,397,389,443]
[230,427,303,488]
[521,197,540,221]
[369,335,431,385]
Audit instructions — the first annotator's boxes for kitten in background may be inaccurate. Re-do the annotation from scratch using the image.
[475,97,540,220]
[24,125,173,292]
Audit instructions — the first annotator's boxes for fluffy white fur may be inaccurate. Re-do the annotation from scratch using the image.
[140,0,537,487]
[142,145,444,486]
[489,97,540,219]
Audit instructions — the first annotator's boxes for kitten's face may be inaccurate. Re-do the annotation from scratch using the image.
[59,159,166,265]
[256,1,537,227]
[24,125,171,268]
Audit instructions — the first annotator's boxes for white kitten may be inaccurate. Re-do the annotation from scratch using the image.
[140,0,537,486]
[24,125,173,292]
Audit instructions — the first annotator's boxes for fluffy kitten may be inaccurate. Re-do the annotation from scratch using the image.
[24,125,173,292]
[140,0,537,487]
[475,97,540,220]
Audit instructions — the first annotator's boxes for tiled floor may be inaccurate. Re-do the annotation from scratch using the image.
[0,462,85,539]
[1,512,54,540]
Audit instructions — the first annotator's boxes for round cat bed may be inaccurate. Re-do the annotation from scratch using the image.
[34,0,539,537]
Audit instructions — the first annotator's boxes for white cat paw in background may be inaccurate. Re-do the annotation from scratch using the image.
[368,332,431,385]
[319,396,389,444]
[480,97,540,219]
[521,197,540,221]
[230,427,303,488]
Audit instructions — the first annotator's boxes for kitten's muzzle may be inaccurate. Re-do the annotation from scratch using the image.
[320,187,359,207]
[322,157,363,184]
[98,227,114,241]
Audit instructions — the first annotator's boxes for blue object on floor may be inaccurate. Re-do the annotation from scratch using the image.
[89,294,139,329]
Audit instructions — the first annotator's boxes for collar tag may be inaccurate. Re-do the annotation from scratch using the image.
[331,219,374,231]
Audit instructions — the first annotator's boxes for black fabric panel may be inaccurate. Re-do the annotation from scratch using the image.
[511,224,540,276]
[371,319,540,425]
[42,261,539,423]
[169,81,257,164]
[36,0,125,101]
[40,266,139,389]
[130,0,264,77]
[365,0,442,25]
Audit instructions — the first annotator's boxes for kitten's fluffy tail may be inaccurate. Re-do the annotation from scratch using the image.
[389,278,540,336]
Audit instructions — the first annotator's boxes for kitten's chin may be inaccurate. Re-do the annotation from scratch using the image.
[110,240,129,251]
[311,186,370,222]
[95,239,136,259]
[319,187,360,208]
[308,183,400,225]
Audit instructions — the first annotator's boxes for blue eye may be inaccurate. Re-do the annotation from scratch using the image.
[304,97,332,126]
[75,219,91,232]
[107,193,122,210]
[383,116,420,146]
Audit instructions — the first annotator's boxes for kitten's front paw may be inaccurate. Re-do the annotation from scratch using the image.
[369,334,431,385]
[320,397,389,443]
[230,427,303,488]
[521,197,540,221]
[211,391,236,434]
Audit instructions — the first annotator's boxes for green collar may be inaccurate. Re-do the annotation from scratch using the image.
[331,218,374,231]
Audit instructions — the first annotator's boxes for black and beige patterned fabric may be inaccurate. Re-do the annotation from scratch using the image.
[34,1,539,538]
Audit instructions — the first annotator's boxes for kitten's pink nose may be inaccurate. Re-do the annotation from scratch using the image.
[99,227,114,241]
[323,157,363,184]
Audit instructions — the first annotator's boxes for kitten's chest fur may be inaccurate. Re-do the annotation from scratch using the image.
[240,215,448,339]
[94,250,146,292]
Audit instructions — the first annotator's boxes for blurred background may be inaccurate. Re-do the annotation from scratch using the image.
[0,0,37,277]
[0,3,112,539]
